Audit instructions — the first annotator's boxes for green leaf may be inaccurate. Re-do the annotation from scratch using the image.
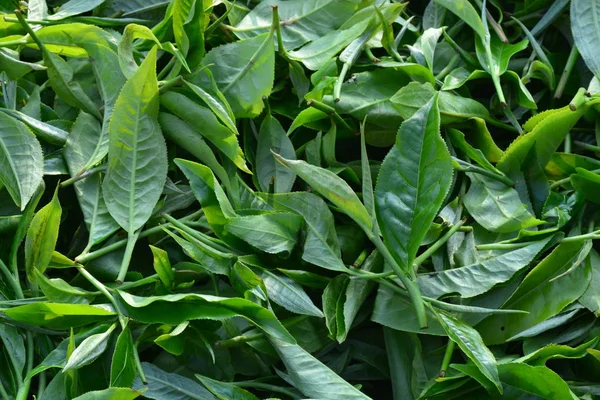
[110,326,136,388]
[0,111,43,209]
[289,19,369,70]
[571,0,600,79]
[580,249,600,314]
[1,303,115,329]
[64,323,116,372]
[464,173,544,233]
[154,321,188,356]
[44,51,102,119]
[48,0,106,20]
[174,159,240,246]
[497,363,578,400]
[475,36,529,78]
[477,240,593,344]
[25,186,62,282]
[261,270,324,318]
[196,375,259,400]
[149,245,175,288]
[258,192,346,272]
[498,105,588,176]
[103,46,168,233]
[269,337,371,399]
[517,338,600,366]
[419,236,551,299]
[160,92,248,173]
[256,115,296,193]
[118,291,296,343]
[203,32,275,118]
[226,212,303,256]
[372,284,446,336]
[133,363,217,400]
[273,156,373,233]
[375,93,452,271]
[322,275,350,342]
[434,309,502,394]
[571,167,600,204]
[36,270,95,304]
[391,82,489,124]
[234,0,357,50]
[158,112,229,186]
[434,0,485,40]
[117,24,162,78]
[0,323,25,380]
[183,78,237,135]
[64,112,119,248]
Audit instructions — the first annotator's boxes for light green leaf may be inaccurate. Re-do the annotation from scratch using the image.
[110,326,136,388]
[103,46,168,233]
[72,388,143,400]
[434,0,486,40]
[25,187,61,282]
[203,32,275,118]
[117,24,161,78]
[234,0,357,50]
[149,245,175,288]
[63,323,116,372]
[48,0,106,20]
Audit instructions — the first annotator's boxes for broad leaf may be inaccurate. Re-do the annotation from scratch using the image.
[375,93,452,271]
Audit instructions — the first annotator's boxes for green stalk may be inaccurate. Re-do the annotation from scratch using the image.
[455,163,514,186]
[555,46,579,99]
[476,242,530,250]
[0,257,23,298]
[550,168,600,189]
[306,99,356,133]
[352,221,466,280]
[369,234,428,329]
[158,75,184,94]
[76,210,203,264]
[334,62,351,102]
[574,141,600,153]
[271,5,289,60]
[439,340,456,377]
[116,229,141,284]
[216,315,310,347]
[60,165,106,188]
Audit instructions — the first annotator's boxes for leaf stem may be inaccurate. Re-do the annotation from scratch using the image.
[413,218,467,269]
[306,99,356,133]
[60,165,106,188]
[368,234,428,329]
[554,46,579,99]
[454,163,514,186]
[158,75,183,94]
[573,141,600,153]
[334,62,350,102]
[476,242,530,250]
[116,229,141,284]
[76,210,203,264]
[76,264,127,327]
[271,5,289,60]
[215,315,310,347]
[0,257,23,298]
[550,168,600,189]
[439,340,456,377]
